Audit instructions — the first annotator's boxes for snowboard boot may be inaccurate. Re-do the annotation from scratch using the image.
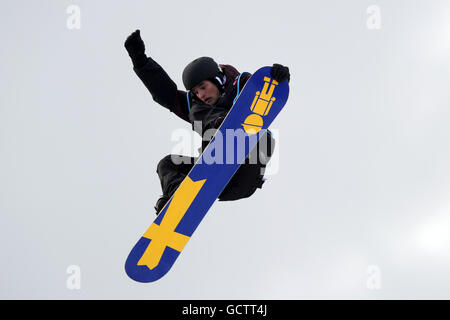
[154,194,170,216]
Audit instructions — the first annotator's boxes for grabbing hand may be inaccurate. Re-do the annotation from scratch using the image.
[271,63,290,83]
[213,116,225,129]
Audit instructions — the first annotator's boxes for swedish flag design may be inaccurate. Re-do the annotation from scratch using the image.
[125,66,289,282]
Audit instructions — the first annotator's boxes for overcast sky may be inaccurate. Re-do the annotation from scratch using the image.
[1,0,450,299]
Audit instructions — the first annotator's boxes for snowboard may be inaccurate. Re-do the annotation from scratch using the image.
[125,66,289,282]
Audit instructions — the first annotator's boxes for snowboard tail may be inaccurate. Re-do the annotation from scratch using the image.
[125,66,289,282]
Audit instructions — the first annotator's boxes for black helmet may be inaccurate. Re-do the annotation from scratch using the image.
[182,57,224,91]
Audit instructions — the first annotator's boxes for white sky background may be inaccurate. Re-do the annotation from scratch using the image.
[1,0,450,299]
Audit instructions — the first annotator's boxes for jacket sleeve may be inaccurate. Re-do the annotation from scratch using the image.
[133,57,190,123]
[239,72,252,88]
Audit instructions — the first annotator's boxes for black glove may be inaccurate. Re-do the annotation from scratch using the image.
[206,116,226,131]
[124,29,147,68]
[213,116,225,129]
[271,63,290,83]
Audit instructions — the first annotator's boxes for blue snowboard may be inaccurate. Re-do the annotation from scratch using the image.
[125,66,289,282]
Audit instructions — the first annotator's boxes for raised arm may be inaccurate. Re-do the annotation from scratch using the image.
[124,30,190,123]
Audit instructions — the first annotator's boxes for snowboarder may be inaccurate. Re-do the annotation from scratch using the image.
[124,30,290,215]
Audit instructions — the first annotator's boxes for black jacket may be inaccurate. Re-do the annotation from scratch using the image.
[133,57,251,138]
[132,57,273,163]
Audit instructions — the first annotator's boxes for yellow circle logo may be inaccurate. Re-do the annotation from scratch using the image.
[242,114,263,134]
